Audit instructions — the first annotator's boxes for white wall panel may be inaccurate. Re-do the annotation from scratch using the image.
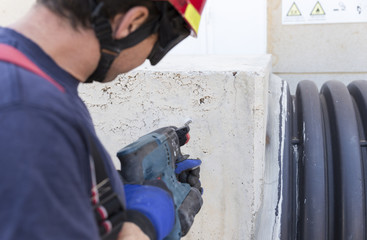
[169,0,268,55]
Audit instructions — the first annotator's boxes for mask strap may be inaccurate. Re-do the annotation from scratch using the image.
[86,2,160,83]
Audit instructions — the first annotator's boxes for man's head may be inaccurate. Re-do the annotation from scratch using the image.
[36,0,206,82]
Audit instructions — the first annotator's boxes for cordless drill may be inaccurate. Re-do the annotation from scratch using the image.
[116,122,193,239]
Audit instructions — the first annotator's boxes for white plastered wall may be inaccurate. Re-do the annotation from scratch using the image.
[79,56,272,239]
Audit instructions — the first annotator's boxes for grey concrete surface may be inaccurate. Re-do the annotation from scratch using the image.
[79,55,272,239]
[255,74,288,240]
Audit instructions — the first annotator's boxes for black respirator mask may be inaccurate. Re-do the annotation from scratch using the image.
[147,2,191,65]
[86,1,191,83]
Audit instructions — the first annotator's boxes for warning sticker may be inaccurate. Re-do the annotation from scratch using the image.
[287,2,302,16]
[310,2,325,16]
[283,0,367,24]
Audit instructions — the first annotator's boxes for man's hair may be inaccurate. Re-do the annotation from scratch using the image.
[36,0,157,28]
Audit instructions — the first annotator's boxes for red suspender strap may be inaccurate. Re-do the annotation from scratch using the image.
[0,43,65,93]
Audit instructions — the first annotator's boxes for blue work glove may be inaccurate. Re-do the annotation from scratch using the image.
[175,159,203,237]
[175,159,203,194]
[124,181,175,240]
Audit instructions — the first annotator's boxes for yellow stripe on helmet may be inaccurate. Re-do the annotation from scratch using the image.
[184,3,201,35]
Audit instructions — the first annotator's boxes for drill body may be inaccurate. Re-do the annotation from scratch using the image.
[117,125,192,239]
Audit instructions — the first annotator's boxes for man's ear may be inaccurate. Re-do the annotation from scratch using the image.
[111,6,149,40]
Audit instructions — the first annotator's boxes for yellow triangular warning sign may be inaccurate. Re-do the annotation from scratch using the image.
[287,2,302,16]
[311,2,325,15]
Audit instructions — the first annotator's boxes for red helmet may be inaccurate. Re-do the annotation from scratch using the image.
[147,0,207,65]
[168,0,207,36]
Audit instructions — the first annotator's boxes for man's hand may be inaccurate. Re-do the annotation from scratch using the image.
[123,184,175,240]
[175,159,203,236]
[176,159,203,194]
[117,222,149,240]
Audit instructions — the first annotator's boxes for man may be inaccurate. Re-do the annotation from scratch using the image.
[0,0,206,239]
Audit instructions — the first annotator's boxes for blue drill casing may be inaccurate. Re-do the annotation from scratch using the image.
[117,127,191,240]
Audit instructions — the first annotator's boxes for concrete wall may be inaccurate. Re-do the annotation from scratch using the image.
[255,74,289,240]
[79,55,272,239]
[268,0,367,93]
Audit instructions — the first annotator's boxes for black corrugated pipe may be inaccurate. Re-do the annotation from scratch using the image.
[280,80,367,240]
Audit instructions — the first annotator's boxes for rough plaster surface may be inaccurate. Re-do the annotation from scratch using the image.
[255,75,287,240]
[79,55,271,239]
